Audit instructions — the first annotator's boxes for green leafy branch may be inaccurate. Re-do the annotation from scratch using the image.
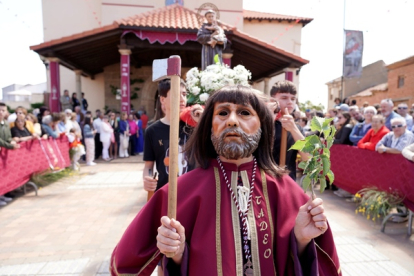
[290,116,337,197]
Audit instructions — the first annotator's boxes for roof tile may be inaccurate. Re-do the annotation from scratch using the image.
[243,9,313,25]
[117,4,202,30]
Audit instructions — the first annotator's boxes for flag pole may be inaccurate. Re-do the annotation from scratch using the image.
[341,0,346,101]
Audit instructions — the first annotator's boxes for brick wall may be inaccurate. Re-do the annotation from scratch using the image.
[387,62,414,106]
[349,61,414,108]
[350,90,388,107]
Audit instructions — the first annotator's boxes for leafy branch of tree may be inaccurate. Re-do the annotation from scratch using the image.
[290,117,336,197]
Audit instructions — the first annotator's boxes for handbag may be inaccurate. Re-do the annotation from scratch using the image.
[121,134,129,148]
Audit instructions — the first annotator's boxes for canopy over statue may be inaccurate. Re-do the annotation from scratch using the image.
[197,10,227,70]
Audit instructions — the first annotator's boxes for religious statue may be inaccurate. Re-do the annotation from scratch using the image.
[197,10,227,70]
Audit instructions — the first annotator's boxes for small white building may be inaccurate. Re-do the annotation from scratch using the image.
[2,83,47,109]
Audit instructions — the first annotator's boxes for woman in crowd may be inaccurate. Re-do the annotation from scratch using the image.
[349,106,376,145]
[128,113,137,156]
[10,107,35,134]
[83,117,96,166]
[109,112,119,160]
[134,112,144,155]
[72,93,80,111]
[332,112,355,197]
[26,113,42,137]
[118,112,130,158]
[357,115,389,151]
[100,115,114,161]
[41,114,60,139]
[334,97,341,107]
[70,112,82,139]
[57,113,68,135]
[11,118,36,142]
[26,113,48,139]
[297,116,310,136]
[333,112,354,145]
[37,106,50,125]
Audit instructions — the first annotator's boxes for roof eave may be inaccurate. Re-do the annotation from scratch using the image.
[118,25,198,33]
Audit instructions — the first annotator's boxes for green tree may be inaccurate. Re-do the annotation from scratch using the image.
[299,100,324,112]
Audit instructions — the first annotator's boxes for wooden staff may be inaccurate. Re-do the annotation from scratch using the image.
[152,56,181,258]
[279,108,288,167]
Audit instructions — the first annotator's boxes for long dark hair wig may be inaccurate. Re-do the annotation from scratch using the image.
[184,85,285,178]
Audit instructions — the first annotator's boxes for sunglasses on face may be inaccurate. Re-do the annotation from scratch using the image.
[398,107,407,110]
[337,116,344,119]
[391,124,404,129]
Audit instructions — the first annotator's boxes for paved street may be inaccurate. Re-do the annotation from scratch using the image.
[0,157,413,275]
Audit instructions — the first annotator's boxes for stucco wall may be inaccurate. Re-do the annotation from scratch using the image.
[100,0,243,29]
[42,0,102,41]
[243,20,302,55]
[83,73,105,114]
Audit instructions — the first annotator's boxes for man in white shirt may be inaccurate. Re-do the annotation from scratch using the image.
[93,110,103,159]
[376,117,414,154]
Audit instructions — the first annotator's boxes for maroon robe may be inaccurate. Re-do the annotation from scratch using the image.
[110,159,341,275]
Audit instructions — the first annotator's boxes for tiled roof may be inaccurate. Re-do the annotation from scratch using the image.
[117,4,202,30]
[243,10,313,25]
[30,24,119,51]
[30,4,307,65]
[386,55,414,70]
[350,83,388,98]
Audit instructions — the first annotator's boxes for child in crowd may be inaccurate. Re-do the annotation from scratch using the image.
[68,128,85,170]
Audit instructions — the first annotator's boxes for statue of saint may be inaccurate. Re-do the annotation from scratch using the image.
[197,10,227,70]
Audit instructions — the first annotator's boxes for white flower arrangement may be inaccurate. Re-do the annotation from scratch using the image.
[185,64,252,104]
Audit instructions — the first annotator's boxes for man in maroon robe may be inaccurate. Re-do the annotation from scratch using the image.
[110,86,341,276]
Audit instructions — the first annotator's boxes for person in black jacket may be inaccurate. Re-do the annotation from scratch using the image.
[81,92,88,113]
[334,112,354,145]
[72,93,81,111]
[333,112,354,145]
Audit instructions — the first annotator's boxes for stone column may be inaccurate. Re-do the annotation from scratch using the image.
[285,71,293,81]
[222,52,233,67]
[74,70,82,95]
[48,58,61,112]
[119,49,131,114]
[264,77,270,96]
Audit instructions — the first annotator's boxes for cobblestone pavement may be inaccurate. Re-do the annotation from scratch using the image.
[0,157,413,275]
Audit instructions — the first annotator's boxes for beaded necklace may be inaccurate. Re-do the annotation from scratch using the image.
[216,156,257,260]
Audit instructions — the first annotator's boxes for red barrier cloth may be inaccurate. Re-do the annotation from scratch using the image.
[0,137,70,195]
[122,30,197,45]
[330,145,414,212]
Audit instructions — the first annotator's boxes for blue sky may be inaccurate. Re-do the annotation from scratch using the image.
[1,0,413,107]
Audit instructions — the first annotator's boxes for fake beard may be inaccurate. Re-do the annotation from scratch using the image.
[211,127,262,160]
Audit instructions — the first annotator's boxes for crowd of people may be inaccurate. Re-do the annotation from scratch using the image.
[2,79,413,274]
[0,91,149,206]
[297,98,414,199]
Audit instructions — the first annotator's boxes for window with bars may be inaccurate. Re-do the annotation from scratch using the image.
[398,76,405,88]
